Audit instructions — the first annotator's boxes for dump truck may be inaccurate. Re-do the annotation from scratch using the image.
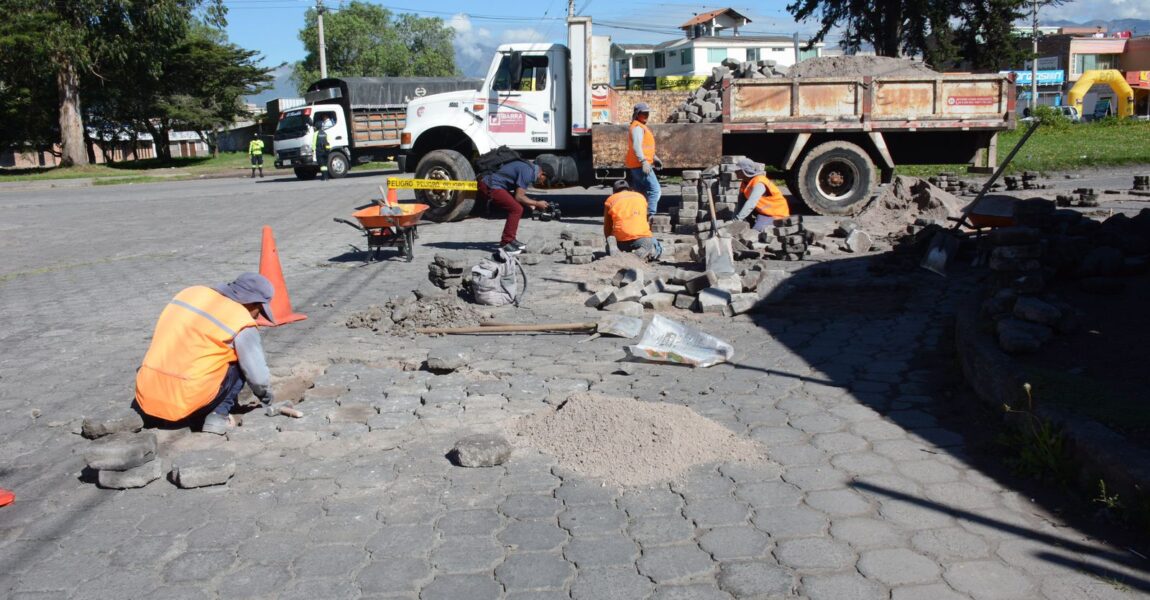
[274,77,481,180]
[400,17,1016,220]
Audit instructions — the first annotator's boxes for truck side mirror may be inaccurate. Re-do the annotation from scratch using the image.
[508,51,524,91]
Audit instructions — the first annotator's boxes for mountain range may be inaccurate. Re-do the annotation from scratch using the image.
[1046,18,1150,36]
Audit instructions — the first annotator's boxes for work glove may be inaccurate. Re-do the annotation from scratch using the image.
[653,157,663,170]
[641,161,652,175]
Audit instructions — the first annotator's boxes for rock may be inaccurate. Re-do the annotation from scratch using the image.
[603,301,645,317]
[641,292,676,310]
[997,318,1053,354]
[844,230,873,253]
[1012,296,1062,326]
[170,450,236,489]
[413,284,448,300]
[81,408,144,439]
[1078,246,1124,277]
[84,431,157,471]
[698,288,733,314]
[452,434,512,467]
[585,288,614,308]
[426,348,470,373]
[611,268,645,287]
[97,459,162,489]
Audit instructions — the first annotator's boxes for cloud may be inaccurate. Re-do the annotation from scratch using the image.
[450,13,494,61]
[500,28,548,44]
[1043,0,1150,23]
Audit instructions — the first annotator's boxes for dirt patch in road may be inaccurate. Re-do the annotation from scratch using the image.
[346,295,492,335]
[509,392,769,487]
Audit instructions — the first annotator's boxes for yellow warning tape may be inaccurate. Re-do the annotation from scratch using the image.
[386,177,477,191]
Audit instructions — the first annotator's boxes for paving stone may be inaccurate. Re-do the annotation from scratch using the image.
[857,548,941,586]
[366,524,436,558]
[499,494,564,520]
[628,515,696,546]
[570,567,654,600]
[776,538,856,570]
[684,497,750,527]
[637,544,715,583]
[768,443,827,466]
[97,458,162,489]
[452,434,512,467]
[752,505,830,539]
[897,460,961,484]
[924,481,999,511]
[943,561,1035,600]
[879,498,955,530]
[718,461,783,483]
[781,464,848,490]
[618,486,684,517]
[162,549,238,583]
[804,488,872,516]
[429,534,504,573]
[891,583,972,600]
[356,557,432,594]
[170,450,235,488]
[650,583,735,600]
[499,520,569,552]
[564,533,640,567]
[735,480,804,509]
[84,431,157,470]
[215,564,286,598]
[829,517,907,549]
[80,407,144,439]
[559,505,628,536]
[717,560,797,598]
[436,509,502,536]
[698,288,733,314]
[426,348,470,373]
[698,525,771,560]
[420,573,501,600]
[496,553,575,591]
[801,571,887,600]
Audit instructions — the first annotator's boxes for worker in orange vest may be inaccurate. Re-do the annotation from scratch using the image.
[733,157,790,231]
[134,273,291,435]
[604,179,661,260]
[623,102,662,217]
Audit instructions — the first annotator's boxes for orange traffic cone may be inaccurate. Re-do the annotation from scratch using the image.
[256,225,307,327]
[386,187,399,207]
[0,488,13,507]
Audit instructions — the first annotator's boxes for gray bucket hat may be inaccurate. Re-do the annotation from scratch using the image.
[214,272,275,324]
[736,157,765,176]
[632,102,651,118]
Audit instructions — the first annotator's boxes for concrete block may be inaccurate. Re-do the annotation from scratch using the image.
[607,282,645,305]
[683,270,716,295]
[641,292,676,310]
[426,348,470,373]
[452,434,512,467]
[715,273,744,294]
[674,293,698,310]
[568,246,594,256]
[170,450,236,488]
[612,268,645,287]
[585,288,614,308]
[98,459,161,489]
[661,283,686,295]
[730,293,759,315]
[698,288,733,314]
[81,408,144,439]
[84,431,157,471]
[568,255,593,264]
[603,301,645,317]
[844,230,873,253]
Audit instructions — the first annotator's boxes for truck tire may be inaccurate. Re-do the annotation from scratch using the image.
[327,152,350,179]
[294,167,318,181]
[414,149,476,222]
[795,141,877,216]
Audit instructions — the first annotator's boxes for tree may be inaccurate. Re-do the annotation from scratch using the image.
[292,1,457,92]
[0,0,224,166]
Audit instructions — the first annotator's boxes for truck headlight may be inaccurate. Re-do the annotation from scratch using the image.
[302,144,313,155]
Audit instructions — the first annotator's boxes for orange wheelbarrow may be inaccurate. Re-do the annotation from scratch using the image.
[334,203,429,262]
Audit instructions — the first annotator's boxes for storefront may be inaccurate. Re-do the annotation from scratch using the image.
[1002,69,1066,113]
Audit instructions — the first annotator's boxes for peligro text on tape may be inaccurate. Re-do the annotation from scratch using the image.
[386,177,477,191]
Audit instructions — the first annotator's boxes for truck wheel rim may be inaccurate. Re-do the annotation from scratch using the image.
[816,160,859,202]
[422,166,455,208]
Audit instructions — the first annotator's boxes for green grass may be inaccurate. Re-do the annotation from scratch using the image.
[896,119,1150,178]
[1022,366,1150,437]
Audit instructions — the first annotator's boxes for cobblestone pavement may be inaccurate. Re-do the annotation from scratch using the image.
[1,173,1146,599]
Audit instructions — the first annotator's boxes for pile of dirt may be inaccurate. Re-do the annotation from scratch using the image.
[788,55,938,79]
[855,176,965,238]
[346,295,491,334]
[509,393,768,487]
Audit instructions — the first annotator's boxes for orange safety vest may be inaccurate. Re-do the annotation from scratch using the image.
[624,120,656,169]
[741,174,790,218]
[135,286,257,422]
[604,190,653,243]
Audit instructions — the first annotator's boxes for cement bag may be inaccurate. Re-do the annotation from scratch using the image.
[625,314,734,367]
[470,250,523,306]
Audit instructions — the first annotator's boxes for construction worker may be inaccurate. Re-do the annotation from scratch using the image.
[623,102,662,217]
[313,118,333,181]
[733,157,789,231]
[247,134,265,178]
[134,273,289,435]
[604,179,661,261]
[477,158,554,254]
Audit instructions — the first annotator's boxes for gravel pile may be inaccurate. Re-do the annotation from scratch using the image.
[787,55,938,78]
[854,176,965,239]
[509,392,768,487]
[346,295,490,334]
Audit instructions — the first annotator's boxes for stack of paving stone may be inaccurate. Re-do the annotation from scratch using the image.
[586,264,795,317]
[584,267,682,316]
[759,216,813,260]
[84,430,162,489]
[1055,188,1099,208]
[930,172,963,193]
[1135,175,1149,192]
[649,214,673,234]
[428,254,467,288]
[671,158,742,234]
[560,230,602,264]
[665,61,787,124]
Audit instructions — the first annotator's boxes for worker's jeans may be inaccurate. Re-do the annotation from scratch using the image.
[629,168,662,216]
[619,236,662,260]
[478,181,523,246]
[207,363,246,416]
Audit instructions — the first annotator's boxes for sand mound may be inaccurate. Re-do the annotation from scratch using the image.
[509,393,768,487]
[346,295,490,334]
[789,56,938,79]
[855,176,965,238]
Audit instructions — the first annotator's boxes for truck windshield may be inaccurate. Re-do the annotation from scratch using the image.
[493,55,549,92]
[277,111,309,136]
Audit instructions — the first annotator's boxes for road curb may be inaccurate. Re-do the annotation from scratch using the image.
[954,293,1150,508]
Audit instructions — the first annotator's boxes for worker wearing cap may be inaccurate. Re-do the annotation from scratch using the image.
[135,273,287,435]
[623,102,662,217]
[477,159,553,254]
[733,157,789,231]
[312,118,333,181]
[248,134,265,178]
[604,179,661,260]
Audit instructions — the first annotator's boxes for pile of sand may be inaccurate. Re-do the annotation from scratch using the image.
[509,393,768,487]
[346,295,491,334]
[789,56,938,79]
[854,176,965,238]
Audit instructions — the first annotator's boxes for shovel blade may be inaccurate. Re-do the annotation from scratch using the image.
[920,231,959,276]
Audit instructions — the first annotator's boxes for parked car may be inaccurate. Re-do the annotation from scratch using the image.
[1020,105,1081,122]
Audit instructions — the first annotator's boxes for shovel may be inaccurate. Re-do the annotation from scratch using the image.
[920,119,1041,276]
[418,315,644,338]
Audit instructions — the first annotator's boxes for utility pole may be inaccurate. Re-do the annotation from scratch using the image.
[793,32,801,66]
[317,0,328,79]
[568,0,575,18]
[1030,0,1038,113]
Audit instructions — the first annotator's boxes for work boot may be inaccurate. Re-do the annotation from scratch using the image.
[259,169,264,178]
[201,412,232,435]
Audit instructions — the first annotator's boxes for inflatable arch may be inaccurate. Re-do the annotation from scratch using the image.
[1068,69,1135,117]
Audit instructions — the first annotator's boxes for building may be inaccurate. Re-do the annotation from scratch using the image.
[1034,31,1150,117]
[609,8,822,89]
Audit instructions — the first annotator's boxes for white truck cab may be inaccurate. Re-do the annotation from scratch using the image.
[274,104,350,180]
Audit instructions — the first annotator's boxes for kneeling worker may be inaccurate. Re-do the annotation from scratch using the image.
[604,179,661,261]
[134,272,290,435]
[733,157,789,231]
[477,158,554,254]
